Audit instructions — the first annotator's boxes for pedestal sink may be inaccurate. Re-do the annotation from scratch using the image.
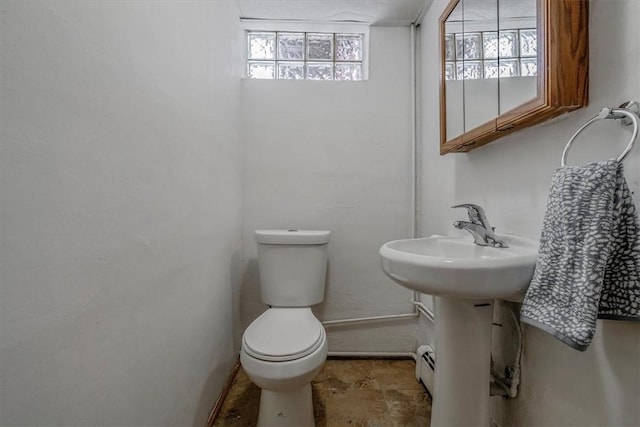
[380,234,538,427]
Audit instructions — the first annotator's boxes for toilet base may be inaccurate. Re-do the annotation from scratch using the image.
[257,383,315,427]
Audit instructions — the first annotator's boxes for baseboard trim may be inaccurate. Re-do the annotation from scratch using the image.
[205,357,241,427]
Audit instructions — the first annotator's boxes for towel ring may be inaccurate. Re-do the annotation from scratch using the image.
[561,104,639,166]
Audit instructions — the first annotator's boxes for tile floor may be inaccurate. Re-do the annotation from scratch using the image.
[214,358,432,427]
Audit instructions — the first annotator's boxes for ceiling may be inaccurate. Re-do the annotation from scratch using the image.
[448,0,537,22]
[236,0,431,25]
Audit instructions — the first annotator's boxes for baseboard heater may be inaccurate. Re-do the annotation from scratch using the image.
[415,345,435,396]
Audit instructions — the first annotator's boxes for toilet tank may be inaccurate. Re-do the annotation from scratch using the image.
[255,230,330,307]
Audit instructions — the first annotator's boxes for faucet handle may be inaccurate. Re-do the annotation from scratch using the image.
[451,203,490,227]
[451,203,485,211]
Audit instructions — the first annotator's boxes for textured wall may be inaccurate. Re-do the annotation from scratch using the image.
[241,26,418,353]
[419,0,640,425]
[0,1,243,425]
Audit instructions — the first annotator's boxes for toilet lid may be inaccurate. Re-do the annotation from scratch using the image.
[242,308,324,362]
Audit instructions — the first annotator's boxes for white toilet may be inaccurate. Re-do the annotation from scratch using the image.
[240,229,330,427]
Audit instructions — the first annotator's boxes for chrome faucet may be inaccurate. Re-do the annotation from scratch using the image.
[452,203,509,248]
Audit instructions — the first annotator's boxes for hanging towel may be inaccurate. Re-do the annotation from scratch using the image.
[521,160,640,351]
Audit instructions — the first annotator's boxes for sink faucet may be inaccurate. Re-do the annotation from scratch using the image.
[452,204,509,248]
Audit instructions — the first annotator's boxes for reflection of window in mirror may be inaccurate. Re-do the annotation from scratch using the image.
[445,29,537,81]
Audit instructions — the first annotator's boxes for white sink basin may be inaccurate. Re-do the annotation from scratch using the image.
[380,234,538,300]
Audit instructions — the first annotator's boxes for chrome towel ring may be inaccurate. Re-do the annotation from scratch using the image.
[561,101,640,166]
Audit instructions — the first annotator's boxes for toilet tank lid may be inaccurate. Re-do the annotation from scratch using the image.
[255,229,330,245]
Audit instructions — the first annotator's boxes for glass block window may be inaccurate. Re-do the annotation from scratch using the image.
[247,31,365,80]
[445,28,537,80]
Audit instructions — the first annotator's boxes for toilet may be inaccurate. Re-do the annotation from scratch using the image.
[240,229,330,427]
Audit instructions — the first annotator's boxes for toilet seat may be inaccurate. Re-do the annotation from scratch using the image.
[242,308,324,362]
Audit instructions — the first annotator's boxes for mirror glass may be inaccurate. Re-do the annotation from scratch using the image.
[498,0,538,114]
[443,0,538,138]
[444,0,464,141]
[461,0,498,133]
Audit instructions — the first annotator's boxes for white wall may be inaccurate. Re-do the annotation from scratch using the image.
[420,0,640,425]
[0,1,243,425]
[241,26,417,353]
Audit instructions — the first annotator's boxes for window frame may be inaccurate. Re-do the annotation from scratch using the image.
[241,20,370,81]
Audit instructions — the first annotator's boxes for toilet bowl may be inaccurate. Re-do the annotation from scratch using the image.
[241,308,328,427]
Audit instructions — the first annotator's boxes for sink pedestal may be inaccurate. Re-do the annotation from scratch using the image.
[431,297,494,427]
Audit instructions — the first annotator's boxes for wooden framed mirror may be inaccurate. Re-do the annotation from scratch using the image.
[439,0,589,154]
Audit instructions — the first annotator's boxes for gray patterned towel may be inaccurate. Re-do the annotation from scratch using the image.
[521,160,640,351]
